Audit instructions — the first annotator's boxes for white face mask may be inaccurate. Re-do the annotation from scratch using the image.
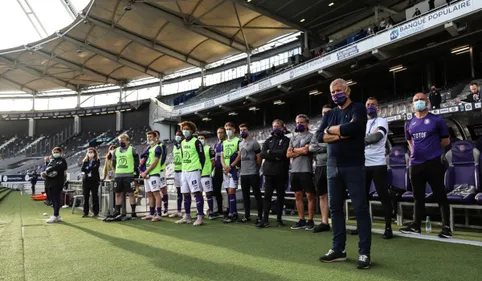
[88,153,95,158]
[109,150,115,153]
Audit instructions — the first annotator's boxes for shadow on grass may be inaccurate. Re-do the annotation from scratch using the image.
[63,222,292,281]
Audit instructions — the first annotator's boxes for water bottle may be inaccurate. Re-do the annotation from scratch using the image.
[425,216,431,233]
[282,205,286,216]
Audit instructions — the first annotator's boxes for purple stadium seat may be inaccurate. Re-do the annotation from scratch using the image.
[378,146,410,201]
[444,140,480,204]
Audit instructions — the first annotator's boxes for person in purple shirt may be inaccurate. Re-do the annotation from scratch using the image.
[212,127,226,218]
[401,92,452,238]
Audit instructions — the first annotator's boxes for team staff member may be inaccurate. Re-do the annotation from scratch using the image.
[169,131,184,218]
[198,133,216,219]
[363,97,393,239]
[42,147,68,223]
[212,127,226,217]
[176,121,206,226]
[238,123,263,224]
[81,147,101,218]
[257,119,290,228]
[401,93,452,238]
[112,134,140,219]
[222,122,241,224]
[140,131,163,222]
[316,78,371,269]
[288,114,316,231]
[309,105,332,233]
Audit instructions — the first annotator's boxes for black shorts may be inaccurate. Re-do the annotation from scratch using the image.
[314,166,328,196]
[290,172,315,193]
[114,177,135,193]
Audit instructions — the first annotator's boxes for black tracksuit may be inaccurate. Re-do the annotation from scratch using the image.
[260,133,290,223]
[81,159,101,216]
[44,157,68,217]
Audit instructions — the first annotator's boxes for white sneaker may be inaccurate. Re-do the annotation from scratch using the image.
[46,216,58,223]
[161,212,169,217]
[169,212,182,218]
[175,216,192,224]
[193,216,204,226]
[56,216,62,222]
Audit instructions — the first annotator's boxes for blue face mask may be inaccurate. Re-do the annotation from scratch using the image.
[367,105,377,116]
[199,139,205,145]
[414,100,426,112]
[175,136,182,143]
[182,130,191,138]
[52,153,61,158]
[226,130,233,138]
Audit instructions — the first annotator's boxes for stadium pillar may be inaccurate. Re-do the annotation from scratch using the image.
[201,68,206,88]
[76,92,81,108]
[28,118,35,137]
[158,74,163,96]
[470,46,475,78]
[32,93,36,111]
[263,108,267,127]
[74,115,81,134]
[246,53,251,74]
[374,6,379,23]
[116,111,123,131]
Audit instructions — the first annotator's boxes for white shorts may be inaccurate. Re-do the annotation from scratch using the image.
[159,171,167,189]
[181,170,202,194]
[144,176,160,192]
[223,173,238,189]
[201,176,213,193]
[174,171,182,188]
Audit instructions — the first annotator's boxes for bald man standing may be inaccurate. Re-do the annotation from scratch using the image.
[401,93,452,238]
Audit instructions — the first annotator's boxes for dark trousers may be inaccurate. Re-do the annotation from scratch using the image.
[83,181,100,216]
[262,175,286,223]
[241,174,263,219]
[45,186,52,205]
[50,185,63,217]
[213,168,224,213]
[31,183,36,195]
[365,165,392,227]
[409,157,450,227]
[328,165,371,256]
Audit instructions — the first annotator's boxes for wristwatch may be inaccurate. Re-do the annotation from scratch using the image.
[324,126,331,135]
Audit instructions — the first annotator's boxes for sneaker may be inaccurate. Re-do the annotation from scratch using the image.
[256,221,270,228]
[291,219,307,230]
[400,224,421,234]
[239,217,251,223]
[313,223,330,233]
[151,216,162,222]
[175,216,192,224]
[131,213,137,219]
[383,228,393,239]
[142,215,153,221]
[92,214,99,218]
[438,225,452,239]
[56,216,62,222]
[46,216,58,223]
[319,249,347,263]
[208,213,216,220]
[81,214,89,218]
[356,255,371,269]
[223,216,235,224]
[161,212,169,217]
[305,220,315,231]
[193,217,204,226]
[254,217,262,225]
[168,212,182,218]
[277,220,285,227]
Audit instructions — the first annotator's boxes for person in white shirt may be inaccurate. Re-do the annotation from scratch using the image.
[362,97,393,239]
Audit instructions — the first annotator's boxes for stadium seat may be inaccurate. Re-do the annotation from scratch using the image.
[444,141,480,204]
[380,146,410,201]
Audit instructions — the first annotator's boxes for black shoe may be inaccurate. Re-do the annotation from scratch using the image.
[305,220,315,231]
[239,217,251,223]
[82,214,89,218]
[92,214,99,218]
[319,249,347,263]
[131,213,137,218]
[438,225,452,239]
[223,216,235,224]
[350,229,359,235]
[313,223,330,233]
[256,221,270,228]
[383,228,393,239]
[400,224,421,234]
[356,255,371,269]
[208,213,216,220]
[277,220,285,227]
[254,217,262,225]
[290,219,307,230]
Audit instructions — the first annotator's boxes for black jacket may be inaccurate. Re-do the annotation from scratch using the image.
[261,134,290,178]
[44,157,68,186]
[81,159,101,182]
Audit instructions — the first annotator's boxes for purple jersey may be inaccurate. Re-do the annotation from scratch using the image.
[405,113,449,166]
[214,141,223,169]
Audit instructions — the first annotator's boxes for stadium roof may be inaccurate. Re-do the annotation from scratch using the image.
[0,0,299,94]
